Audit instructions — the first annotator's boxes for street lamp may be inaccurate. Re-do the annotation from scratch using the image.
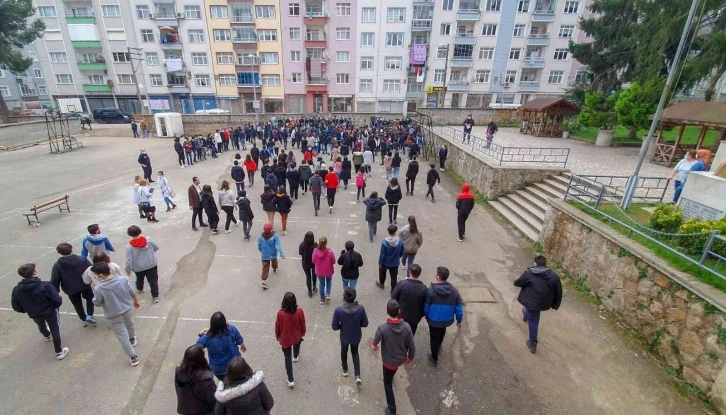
[248,53,260,125]
[127,47,146,114]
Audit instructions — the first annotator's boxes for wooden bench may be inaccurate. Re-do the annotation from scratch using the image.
[23,195,70,226]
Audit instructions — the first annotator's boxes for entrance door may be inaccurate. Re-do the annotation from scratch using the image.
[451,93,461,108]
[313,94,324,112]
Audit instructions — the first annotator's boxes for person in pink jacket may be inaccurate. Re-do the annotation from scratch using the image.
[311,237,336,305]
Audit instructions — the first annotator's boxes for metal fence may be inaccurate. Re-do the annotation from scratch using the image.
[564,174,670,208]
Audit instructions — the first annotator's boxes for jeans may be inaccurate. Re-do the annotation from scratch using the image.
[68,287,94,321]
[191,206,206,228]
[406,178,415,194]
[107,310,137,358]
[301,179,309,193]
[142,129,149,138]
[318,276,332,300]
[357,186,365,201]
[388,205,398,224]
[457,212,470,238]
[673,180,684,203]
[303,265,317,292]
[235,182,245,194]
[523,307,541,343]
[33,310,62,353]
[383,366,398,413]
[426,184,435,199]
[379,266,399,291]
[401,252,416,277]
[241,220,252,238]
[392,167,400,179]
[163,196,174,209]
[429,326,447,361]
[367,221,377,241]
[364,164,371,175]
[342,278,358,289]
[185,152,194,166]
[290,185,299,200]
[439,158,445,169]
[221,206,237,231]
[327,189,336,207]
[177,152,185,167]
[261,259,278,281]
[386,170,392,181]
[282,341,302,382]
[312,193,321,212]
[341,343,361,377]
[248,171,255,186]
[135,266,159,298]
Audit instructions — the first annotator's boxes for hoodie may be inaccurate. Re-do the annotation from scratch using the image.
[405,160,419,179]
[363,197,387,223]
[391,278,428,326]
[80,234,115,261]
[337,246,364,279]
[424,282,464,328]
[309,174,323,194]
[332,301,369,345]
[231,165,246,183]
[399,224,424,254]
[514,266,563,311]
[92,275,134,319]
[456,183,475,217]
[235,195,254,222]
[275,192,293,214]
[197,325,244,375]
[385,185,403,206]
[260,191,277,212]
[286,167,300,188]
[257,230,284,260]
[174,367,217,415]
[213,371,274,415]
[125,236,160,274]
[311,248,336,277]
[298,165,312,181]
[11,277,63,318]
[51,254,92,295]
[82,262,124,286]
[218,189,236,207]
[378,236,404,268]
[426,169,441,186]
[372,317,415,369]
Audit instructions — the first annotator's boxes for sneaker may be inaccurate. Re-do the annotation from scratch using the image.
[457,237,464,242]
[56,347,69,360]
[137,289,146,293]
[235,222,239,227]
[427,353,438,367]
[225,230,232,234]
[130,337,138,347]
[273,268,278,274]
[315,211,318,216]
[293,355,299,363]
[375,281,384,289]
[262,282,269,290]
[342,369,349,377]
[355,377,362,385]
[319,300,326,305]
[287,380,295,388]
[83,320,89,327]
[329,206,333,213]
[45,335,52,342]
[153,297,159,303]
[308,291,313,298]
[212,230,219,235]
[325,296,330,303]
[283,230,287,236]
[87,315,97,325]
[130,355,140,366]
[192,227,198,231]
[526,340,537,354]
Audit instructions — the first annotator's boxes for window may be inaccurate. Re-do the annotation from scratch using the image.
[475,70,490,83]
[437,46,449,59]
[149,74,163,87]
[188,30,205,43]
[559,25,575,38]
[563,1,580,13]
[434,69,445,83]
[337,3,351,16]
[192,53,209,65]
[575,70,592,84]
[38,85,48,95]
[194,74,211,87]
[107,30,126,41]
[482,24,497,36]
[102,5,121,17]
[141,30,155,43]
[496,93,515,104]
[442,0,454,11]
[362,8,376,22]
[336,51,350,62]
[478,47,494,59]
[548,70,564,84]
[37,6,57,17]
[143,53,158,66]
[360,79,372,92]
[87,75,104,84]
[33,69,43,78]
[44,31,63,41]
[290,51,301,62]
[233,27,256,43]
[256,6,275,19]
[453,44,473,59]
[289,3,300,16]
[292,73,302,83]
[509,48,521,60]
[0,69,4,78]
[336,28,351,40]
[257,30,277,41]
[360,57,373,70]
[219,75,236,86]
[336,73,349,84]
[49,52,68,63]
[384,57,402,70]
[210,5,228,18]
[214,30,232,42]
[289,27,301,40]
[386,33,403,47]
[26,51,37,62]
[80,53,99,63]
[259,52,279,64]
[112,52,131,63]
[504,70,517,83]
[440,23,451,36]
[117,74,136,84]
[383,80,400,93]
[0,86,9,97]
[513,24,526,37]
[518,0,530,12]
[237,72,260,86]
[216,52,234,65]
[553,48,569,60]
[486,0,502,12]
[361,33,374,47]
[238,54,256,65]
[307,48,325,59]
[185,6,202,19]
[261,75,281,86]
[137,6,150,19]
[387,8,405,22]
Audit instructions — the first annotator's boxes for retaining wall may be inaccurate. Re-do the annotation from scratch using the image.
[416,108,519,126]
[0,119,82,150]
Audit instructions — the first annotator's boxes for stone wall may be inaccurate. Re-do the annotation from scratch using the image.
[0,119,82,149]
[416,108,520,126]
[541,199,726,411]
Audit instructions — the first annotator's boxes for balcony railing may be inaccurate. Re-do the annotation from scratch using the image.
[230,15,254,23]
[154,11,177,19]
[522,57,545,68]
[306,77,327,85]
[411,19,432,30]
[533,6,556,14]
[305,33,326,41]
[233,36,257,44]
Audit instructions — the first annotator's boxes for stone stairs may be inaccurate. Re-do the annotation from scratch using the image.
[489,172,571,241]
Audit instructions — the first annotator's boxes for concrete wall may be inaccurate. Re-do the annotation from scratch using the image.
[0,119,82,150]
[541,199,726,411]
[416,108,520,127]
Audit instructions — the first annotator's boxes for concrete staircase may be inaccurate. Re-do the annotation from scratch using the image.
[489,172,571,241]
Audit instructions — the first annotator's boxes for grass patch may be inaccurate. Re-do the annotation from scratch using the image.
[572,125,720,146]
[446,169,488,205]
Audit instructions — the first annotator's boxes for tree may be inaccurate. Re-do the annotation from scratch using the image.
[0,0,45,123]
[614,80,662,137]
[578,92,617,131]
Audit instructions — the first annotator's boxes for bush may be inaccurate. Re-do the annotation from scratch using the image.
[649,204,684,233]
[677,218,726,256]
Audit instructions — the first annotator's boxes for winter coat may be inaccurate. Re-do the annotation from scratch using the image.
[11,277,62,318]
[257,231,284,260]
[298,165,312,181]
[175,367,217,415]
[312,248,336,277]
[275,308,306,348]
[337,249,364,279]
[309,175,323,194]
[391,278,428,326]
[456,184,475,217]
[274,193,293,214]
[231,166,245,183]
[332,301,369,345]
[51,255,92,295]
[341,159,352,181]
[196,325,244,375]
[264,174,278,191]
[125,236,160,274]
[235,197,254,222]
[514,266,563,311]
[372,318,415,368]
[286,168,300,189]
[201,193,218,213]
[80,234,115,261]
[384,156,393,171]
[385,185,403,206]
[378,236,404,268]
[363,151,373,166]
[218,190,236,208]
[405,161,419,179]
[363,198,387,223]
[352,152,364,166]
[424,282,464,328]
[399,224,423,254]
[426,169,441,186]
[213,371,274,415]
[439,147,448,160]
[298,242,317,269]
[260,191,277,212]
[392,153,402,168]
[273,164,287,185]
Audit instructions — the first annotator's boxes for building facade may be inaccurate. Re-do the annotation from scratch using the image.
[0,43,54,114]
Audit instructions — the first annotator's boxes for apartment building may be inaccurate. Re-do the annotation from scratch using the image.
[0,44,54,113]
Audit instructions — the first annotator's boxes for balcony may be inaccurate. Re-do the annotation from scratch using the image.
[454,34,477,45]
[457,2,481,21]
[306,77,327,92]
[304,32,326,47]
[233,36,257,51]
[522,57,545,68]
[153,0,176,3]
[230,14,254,24]
[71,40,102,48]
[77,62,107,71]
[160,35,183,50]
[66,14,95,24]
[164,58,186,72]
[447,82,470,92]
[83,84,111,93]
[304,3,329,25]
[527,34,550,46]
[451,57,473,67]
[152,9,180,26]
[411,19,432,31]
[518,81,540,91]
[532,5,556,22]
[168,82,190,93]
[406,91,426,100]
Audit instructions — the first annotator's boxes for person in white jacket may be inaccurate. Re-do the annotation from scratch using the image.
[137,179,159,223]
[132,176,146,219]
[157,171,177,212]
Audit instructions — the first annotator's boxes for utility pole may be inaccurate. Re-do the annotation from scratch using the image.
[128,46,146,114]
[440,44,450,108]
[621,0,700,209]
[248,53,260,125]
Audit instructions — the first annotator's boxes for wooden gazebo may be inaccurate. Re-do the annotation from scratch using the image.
[519,98,579,137]
[651,101,726,167]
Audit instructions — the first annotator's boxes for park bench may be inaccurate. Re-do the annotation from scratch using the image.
[23,195,70,226]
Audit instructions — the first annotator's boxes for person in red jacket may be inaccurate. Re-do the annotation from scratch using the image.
[324,166,339,214]
[275,292,306,388]
[243,154,257,187]
[303,147,316,163]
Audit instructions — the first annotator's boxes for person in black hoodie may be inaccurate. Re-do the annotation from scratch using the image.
[50,242,95,326]
[175,344,217,415]
[390,264,427,336]
[340,156,352,190]
[274,186,293,236]
[404,156,419,196]
[331,287,369,383]
[425,164,440,202]
[174,137,185,168]
[214,356,274,415]
[455,183,475,242]
[286,163,301,201]
[337,241,364,289]
[298,231,318,297]
[201,185,220,234]
[260,185,277,225]
[273,160,287,190]
[231,161,246,194]
[513,255,563,354]
[391,151,402,180]
[385,178,403,225]
[11,263,68,360]
[236,190,254,241]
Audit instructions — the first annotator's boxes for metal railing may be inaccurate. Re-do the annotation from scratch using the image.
[533,6,556,14]
[412,19,433,29]
[230,15,254,23]
[565,175,670,208]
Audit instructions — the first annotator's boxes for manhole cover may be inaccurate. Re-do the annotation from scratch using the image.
[460,287,497,303]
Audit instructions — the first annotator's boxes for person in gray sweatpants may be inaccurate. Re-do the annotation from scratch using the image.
[91,262,142,366]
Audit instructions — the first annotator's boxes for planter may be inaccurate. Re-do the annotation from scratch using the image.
[562,131,570,139]
[595,129,614,147]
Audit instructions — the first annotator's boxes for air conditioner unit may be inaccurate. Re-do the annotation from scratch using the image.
[504,82,510,88]
[177,12,184,19]
[149,13,154,19]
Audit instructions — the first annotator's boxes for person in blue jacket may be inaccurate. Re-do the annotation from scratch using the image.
[424,266,463,367]
[376,225,404,292]
[257,222,285,290]
[331,287,369,384]
[196,311,247,381]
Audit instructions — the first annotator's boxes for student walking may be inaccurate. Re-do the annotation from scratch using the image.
[157,171,177,212]
[456,183,475,242]
[299,160,312,195]
[371,299,415,415]
[274,186,293,235]
[81,223,115,261]
[231,160,246,194]
[11,263,68,360]
[363,192,387,242]
[391,264,427,336]
[236,190,254,241]
[260,185,277,225]
[188,177,208,231]
[385,178,403,225]
[275,292,306,388]
[514,255,563,354]
[383,152,393,181]
[312,237,336,304]
[286,163,301,201]
[341,156,352,189]
[257,222,285,290]
[391,152,402,180]
[51,243,94,326]
[132,176,146,219]
[244,154,258,188]
[137,179,159,223]
[376,225,404,292]
[213,357,274,413]
[425,164,441,202]
[325,166,339,213]
[82,252,124,288]
[438,145,448,171]
[399,216,423,277]
[337,241,364,289]
[175,345,217,415]
[309,169,323,216]
[424,266,463,367]
[201,185,220,234]
[404,157,419,196]
[363,147,373,176]
[90,262,141,366]
[218,181,238,234]
[124,225,161,303]
[298,232,318,297]
[332,287,369,384]
[196,311,247,381]
[355,168,367,203]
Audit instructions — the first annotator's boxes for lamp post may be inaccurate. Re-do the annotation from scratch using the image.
[439,44,450,108]
[248,53,260,125]
[127,47,146,114]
